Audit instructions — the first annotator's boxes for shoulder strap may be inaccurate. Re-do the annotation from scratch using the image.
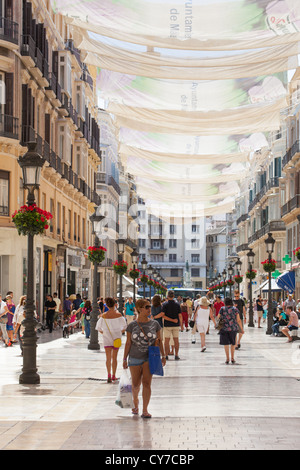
[104,318,114,341]
[137,322,150,345]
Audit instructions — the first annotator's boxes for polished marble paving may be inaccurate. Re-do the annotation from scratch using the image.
[0,324,300,450]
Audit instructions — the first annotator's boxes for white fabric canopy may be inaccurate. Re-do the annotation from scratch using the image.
[110,99,285,135]
[97,71,287,112]
[79,36,300,69]
[53,0,300,49]
[119,145,249,165]
[51,0,297,216]
[85,50,298,80]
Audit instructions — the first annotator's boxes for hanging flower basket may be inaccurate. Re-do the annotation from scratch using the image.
[88,246,107,264]
[293,247,300,260]
[226,279,234,286]
[246,269,257,280]
[129,268,140,280]
[113,260,128,276]
[139,274,149,284]
[147,278,154,287]
[234,275,243,284]
[12,204,53,236]
[261,259,276,273]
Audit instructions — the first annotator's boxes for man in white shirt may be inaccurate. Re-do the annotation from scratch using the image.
[0,294,10,346]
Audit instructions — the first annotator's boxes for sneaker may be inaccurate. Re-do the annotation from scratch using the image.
[201,347,206,352]
[175,356,180,360]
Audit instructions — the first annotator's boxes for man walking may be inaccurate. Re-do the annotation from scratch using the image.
[162,291,182,360]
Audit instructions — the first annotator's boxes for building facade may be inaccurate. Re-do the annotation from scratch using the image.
[0,0,101,319]
[137,207,207,294]
[235,68,300,300]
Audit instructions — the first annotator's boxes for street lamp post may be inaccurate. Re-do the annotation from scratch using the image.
[141,259,148,298]
[217,273,222,297]
[247,248,255,328]
[18,143,45,384]
[153,269,159,296]
[116,239,126,315]
[148,264,154,300]
[228,263,234,298]
[222,269,227,299]
[131,249,139,304]
[235,258,242,293]
[265,232,276,335]
[88,210,104,351]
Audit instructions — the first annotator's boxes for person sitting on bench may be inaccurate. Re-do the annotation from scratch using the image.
[281,306,299,342]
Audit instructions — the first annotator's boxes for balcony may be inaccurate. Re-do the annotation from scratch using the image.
[236,243,249,253]
[108,175,121,195]
[45,73,62,106]
[0,115,19,140]
[21,35,49,87]
[236,213,249,226]
[282,140,300,170]
[81,64,93,91]
[281,194,300,218]
[248,177,280,213]
[0,17,19,47]
[248,220,286,245]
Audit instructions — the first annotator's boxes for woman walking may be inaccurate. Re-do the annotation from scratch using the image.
[81,299,92,339]
[96,298,127,383]
[151,295,164,328]
[218,297,244,364]
[194,296,216,352]
[123,298,166,419]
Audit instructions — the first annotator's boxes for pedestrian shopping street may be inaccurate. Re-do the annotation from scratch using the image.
[0,324,299,451]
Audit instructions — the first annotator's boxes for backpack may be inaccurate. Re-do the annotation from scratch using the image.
[85,307,91,321]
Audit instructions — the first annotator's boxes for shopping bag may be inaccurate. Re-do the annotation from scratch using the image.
[148,346,164,376]
[115,369,133,409]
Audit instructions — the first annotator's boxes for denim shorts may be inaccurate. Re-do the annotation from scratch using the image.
[288,325,298,331]
[6,325,13,331]
[128,357,148,367]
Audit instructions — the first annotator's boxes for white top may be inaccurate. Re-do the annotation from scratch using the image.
[0,300,7,315]
[195,306,210,326]
[96,316,127,347]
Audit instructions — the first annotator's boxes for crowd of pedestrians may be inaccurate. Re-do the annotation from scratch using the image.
[1,286,299,419]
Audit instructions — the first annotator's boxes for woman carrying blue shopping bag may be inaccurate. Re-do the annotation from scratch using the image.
[123,298,166,419]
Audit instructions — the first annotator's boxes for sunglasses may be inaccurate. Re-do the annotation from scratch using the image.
[144,305,151,309]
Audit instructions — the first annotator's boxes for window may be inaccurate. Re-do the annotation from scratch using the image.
[139,239,146,248]
[169,239,177,248]
[191,239,200,249]
[58,52,72,97]
[170,269,179,277]
[191,254,200,263]
[152,240,162,249]
[151,224,162,235]
[169,254,177,262]
[191,268,200,277]
[170,224,176,234]
[0,171,9,216]
[62,206,65,237]
[57,202,61,235]
[192,224,199,233]
[50,199,54,232]
[82,218,85,245]
[150,254,164,262]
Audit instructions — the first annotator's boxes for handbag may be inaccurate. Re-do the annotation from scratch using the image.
[104,318,122,349]
[138,323,164,376]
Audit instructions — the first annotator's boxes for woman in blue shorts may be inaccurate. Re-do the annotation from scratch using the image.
[123,298,165,419]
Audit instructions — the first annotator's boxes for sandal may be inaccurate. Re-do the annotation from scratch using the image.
[141,413,152,419]
[132,407,139,415]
